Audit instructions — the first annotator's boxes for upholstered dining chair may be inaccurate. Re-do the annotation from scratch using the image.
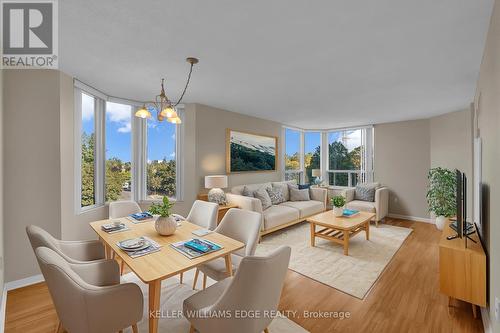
[183,246,291,333]
[109,200,142,219]
[26,225,105,264]
[35,246,143,333]
[192,208,261,290]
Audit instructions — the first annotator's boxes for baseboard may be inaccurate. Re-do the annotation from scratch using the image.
[481,307,492,333]
[387,213,432,224]
[4,274,44,291]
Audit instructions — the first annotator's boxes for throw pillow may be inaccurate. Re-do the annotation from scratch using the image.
[298,184,311,190]
[254,187,272,210]
[267,187,285,205]
[290,188,310,201]
[242,186,254,197]
[288,183,299,191]
[354,183,378,202]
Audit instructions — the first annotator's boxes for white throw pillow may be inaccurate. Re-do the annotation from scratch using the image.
[290,188,310,201]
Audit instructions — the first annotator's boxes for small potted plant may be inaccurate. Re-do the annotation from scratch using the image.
[148,196,177,235]
[427,167,456,230]
[331,195,346,217]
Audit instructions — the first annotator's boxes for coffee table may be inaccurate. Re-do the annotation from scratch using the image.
[306,211,375,256]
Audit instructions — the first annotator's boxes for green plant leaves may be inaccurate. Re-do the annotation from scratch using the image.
[427,167,456,218]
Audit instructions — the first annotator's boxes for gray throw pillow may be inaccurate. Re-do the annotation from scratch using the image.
[242,186,254,197]
[267,187,285,205]
[354,183,378,202]
[254,187,272,210]
[290,188,310,201]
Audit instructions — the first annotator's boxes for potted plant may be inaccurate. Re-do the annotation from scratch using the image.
[148,196,177,235]
[426,167,456,230]
[331,195,346,217]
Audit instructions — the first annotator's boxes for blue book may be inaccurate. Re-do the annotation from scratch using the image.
[343,209,359,217]
[129,212,153,221]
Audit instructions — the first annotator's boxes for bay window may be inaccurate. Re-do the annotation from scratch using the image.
[75,82,182,212]
[304,132,321,184]
[284,128,302,182]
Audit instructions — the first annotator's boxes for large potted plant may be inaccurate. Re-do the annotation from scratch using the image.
[148,196,177,235]
[426,167,456,230]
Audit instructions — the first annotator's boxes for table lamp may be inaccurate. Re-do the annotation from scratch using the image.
[311,169,322,185]
[205,175,228,205]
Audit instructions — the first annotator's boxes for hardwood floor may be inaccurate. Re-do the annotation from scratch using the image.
[4,218,484,333]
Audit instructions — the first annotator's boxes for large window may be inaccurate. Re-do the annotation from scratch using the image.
[327,128,373,186]
[76,85,182,212]
[284,128,302,182]
[146,120,177,200]
[80,93,96,207]
[304,132,321,184]
[105,102,132,202]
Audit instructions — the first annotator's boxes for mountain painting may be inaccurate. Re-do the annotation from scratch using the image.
[227,130,277,173]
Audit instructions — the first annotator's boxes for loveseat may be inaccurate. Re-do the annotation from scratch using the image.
[226,181,328,235]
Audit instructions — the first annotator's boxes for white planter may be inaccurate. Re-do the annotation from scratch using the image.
[333,207,344,217]
[435,216,448,230]
[154,215,177,235]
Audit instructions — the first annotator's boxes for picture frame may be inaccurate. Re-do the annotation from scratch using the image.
[226,129,278,173]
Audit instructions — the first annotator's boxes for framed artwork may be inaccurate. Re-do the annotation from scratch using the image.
[226,129,278,173]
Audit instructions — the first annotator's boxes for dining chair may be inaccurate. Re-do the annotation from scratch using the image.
[174,200,219,284]
[183,246,291,333]
[192,208,261,290]
[108,200,142,274]
[35,246,143,333]
[109,200,142,219]
[26,225,105,264]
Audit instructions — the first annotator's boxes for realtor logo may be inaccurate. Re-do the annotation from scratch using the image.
[1,0,58,68]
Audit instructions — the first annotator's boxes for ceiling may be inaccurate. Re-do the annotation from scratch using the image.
[60,0,494,129]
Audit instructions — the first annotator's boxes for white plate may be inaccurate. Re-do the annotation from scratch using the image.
[120,238,146,249]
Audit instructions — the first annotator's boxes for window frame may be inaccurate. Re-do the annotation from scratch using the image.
[74,81,184,214]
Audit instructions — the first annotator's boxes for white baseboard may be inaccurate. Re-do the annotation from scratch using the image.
[5,274,44,291]
[481,307,492,333]
[387,213,432,224]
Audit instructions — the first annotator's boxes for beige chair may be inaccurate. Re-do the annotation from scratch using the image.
[108,200,142,274]
[26,225,105,264]
[342,184,389,226]
[35,246,143,333]
[184,246,291,333]
[174,200,219,284]
[109,200,142,219]
[192,208,261,290]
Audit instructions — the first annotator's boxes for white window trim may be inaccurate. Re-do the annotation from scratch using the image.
[74,82,184,214]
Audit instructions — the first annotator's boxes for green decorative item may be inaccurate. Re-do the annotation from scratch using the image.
[331,195,346,217]
[426,167,456,230]
[149,197,177,235]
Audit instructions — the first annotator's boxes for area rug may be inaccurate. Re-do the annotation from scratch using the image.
[256,222,413,299]
[121,270,308,333]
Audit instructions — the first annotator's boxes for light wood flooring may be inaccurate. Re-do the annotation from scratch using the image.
[4,218,484,333]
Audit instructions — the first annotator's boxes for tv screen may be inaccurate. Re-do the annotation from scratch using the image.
[455,169,463,238]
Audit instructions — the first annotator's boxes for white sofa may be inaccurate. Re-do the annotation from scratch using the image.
[328,184,389,226]
[226,181,328,235]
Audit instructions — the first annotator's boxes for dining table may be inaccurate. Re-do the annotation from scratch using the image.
[90,217,245,333]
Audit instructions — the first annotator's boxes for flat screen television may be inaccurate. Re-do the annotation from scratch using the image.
[455,169,463,238]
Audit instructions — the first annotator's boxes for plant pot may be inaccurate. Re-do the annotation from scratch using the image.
[435,216,448,230]
[333,207,344,217]
[154,215,177,235]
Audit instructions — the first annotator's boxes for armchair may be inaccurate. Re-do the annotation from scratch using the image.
[342,186,389,226]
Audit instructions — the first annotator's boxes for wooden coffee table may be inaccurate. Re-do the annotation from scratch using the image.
[306,211,375,256]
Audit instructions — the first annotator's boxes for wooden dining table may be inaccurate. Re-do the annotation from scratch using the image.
[90,218,245,333]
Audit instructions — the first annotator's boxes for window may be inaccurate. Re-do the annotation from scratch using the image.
[75,83,183,212]
[105,102,132,202]
[146,119,177,200]
[304,132,321,184]
[284,128,302,182]
[80,93,96,207]
[327,128,373,186]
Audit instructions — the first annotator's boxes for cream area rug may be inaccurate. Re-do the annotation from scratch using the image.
[121,269,308,333]
[256,222,413,299]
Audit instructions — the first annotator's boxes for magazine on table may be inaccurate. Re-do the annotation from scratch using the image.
[116,236,162,258]
[127,212,155,224]
[171,238,223,259]
[342,209,360,217]
[101,221,129,234]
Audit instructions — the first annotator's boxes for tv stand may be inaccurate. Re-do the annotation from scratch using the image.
[439,224,486,318]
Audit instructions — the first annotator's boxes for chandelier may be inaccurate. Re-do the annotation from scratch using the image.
[135,57,199,124]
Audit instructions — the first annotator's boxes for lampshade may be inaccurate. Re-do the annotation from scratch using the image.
[135,106,152,119]
[160,106,177,118]
[168,116,182,124]
[205,175,228,189]
[312,169,321,177]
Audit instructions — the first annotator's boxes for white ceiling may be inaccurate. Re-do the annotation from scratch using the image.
[60,0,494,129]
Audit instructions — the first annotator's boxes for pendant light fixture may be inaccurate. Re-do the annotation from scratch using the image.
[135,57,199,124]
